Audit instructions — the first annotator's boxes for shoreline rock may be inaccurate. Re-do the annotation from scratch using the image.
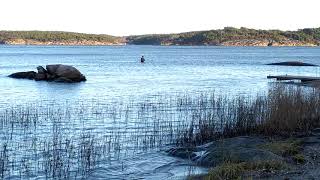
[3,39,125,46]
[9,64,86,83]
[220,39,318,47]
[170,133,320,179]
[1,38,317,47]
[167,136,282,167]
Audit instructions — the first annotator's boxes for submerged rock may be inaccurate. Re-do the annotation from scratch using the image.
[8,64,86,83]
[266,61,317,66]
[166,147,197,159]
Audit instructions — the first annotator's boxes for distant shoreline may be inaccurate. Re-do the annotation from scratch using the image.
[1,27,320,46]
[0,43,318,47]
[0,40,126,46]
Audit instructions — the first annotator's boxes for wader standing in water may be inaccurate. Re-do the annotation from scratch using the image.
[141,56,145,63]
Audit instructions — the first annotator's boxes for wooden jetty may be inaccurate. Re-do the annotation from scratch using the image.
[267,75,320,82]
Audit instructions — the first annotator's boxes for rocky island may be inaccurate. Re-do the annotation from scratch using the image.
[9,64,86,83]
[266,61,318,66]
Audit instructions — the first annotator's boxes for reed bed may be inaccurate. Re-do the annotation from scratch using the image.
[0,94,188,178]
[177,85,320,146]
[0,84,318,178]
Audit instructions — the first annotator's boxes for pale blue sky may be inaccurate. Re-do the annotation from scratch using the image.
[0,0,319,36]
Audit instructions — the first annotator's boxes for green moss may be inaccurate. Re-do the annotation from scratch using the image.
[203,160,285,180]
[258,139,302,157]
[258,139,307,165]
[292,153,306,164]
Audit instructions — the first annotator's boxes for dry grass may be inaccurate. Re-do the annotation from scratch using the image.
[190,160,286,180]
[177,85,320,146]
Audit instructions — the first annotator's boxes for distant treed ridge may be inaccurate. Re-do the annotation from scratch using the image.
[126,27,320,46]
[0,31,123,45]
[1,27,320,46]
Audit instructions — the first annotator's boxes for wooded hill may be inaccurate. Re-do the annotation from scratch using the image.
[126,27,320,46]
[1,27,320,46]
[0,31,121,45]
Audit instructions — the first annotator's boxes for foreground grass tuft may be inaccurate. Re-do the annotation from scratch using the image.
[192,160,286,180]
[258,139,306,164]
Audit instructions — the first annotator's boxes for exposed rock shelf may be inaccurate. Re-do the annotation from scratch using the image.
[167,133,320,179]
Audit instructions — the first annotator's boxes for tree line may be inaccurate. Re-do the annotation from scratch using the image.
[0,31,118,43]
[126,27,320,45]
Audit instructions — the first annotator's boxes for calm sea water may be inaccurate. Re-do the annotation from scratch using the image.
[0,45,320,179]
[1,45,320,105]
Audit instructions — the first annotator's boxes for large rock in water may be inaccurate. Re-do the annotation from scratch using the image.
[34,73,47,81]
[8,64,86,83]
[46,64,86,82]
[45,64,60,75]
